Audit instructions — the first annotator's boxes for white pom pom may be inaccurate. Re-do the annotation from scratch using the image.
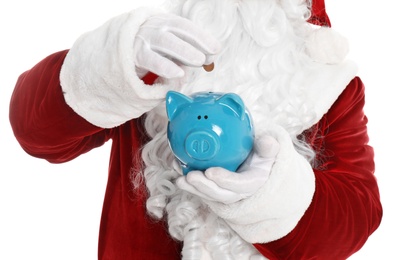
[306,27,349,64]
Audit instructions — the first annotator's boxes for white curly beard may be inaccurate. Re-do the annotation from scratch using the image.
[136,0,352,259]
[160,0,319,138]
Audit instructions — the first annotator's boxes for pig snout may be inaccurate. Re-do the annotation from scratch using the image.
[185,130,220,161]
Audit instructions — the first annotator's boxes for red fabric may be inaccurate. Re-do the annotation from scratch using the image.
[9,51,181,259]
[9,51,110,163]
[9,51,382,259]
[309,0,331,27]
[254,78,382,259]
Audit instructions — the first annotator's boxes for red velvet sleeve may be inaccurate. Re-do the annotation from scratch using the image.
[9,50,112,163]
[9,51,159,164]
[254,77,382,259]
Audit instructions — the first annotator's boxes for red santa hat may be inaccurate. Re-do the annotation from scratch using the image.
[308,0,331,27]
[306,0,349,64]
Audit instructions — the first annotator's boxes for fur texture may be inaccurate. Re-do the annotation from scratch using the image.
[60,0,358,259]
[60,7,172,128]
[140,0,356,259]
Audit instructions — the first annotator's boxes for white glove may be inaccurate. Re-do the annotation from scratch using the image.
[176,135,280,204]
[133,13,222,78]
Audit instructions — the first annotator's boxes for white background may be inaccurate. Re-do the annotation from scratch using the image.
[1,1,394,259]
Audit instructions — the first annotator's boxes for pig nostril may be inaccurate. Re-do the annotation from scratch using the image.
[197,115,201,120]
[192,140,210,153]
[204,115,208,119]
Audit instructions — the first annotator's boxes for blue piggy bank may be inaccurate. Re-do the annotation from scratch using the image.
[166,91,254,175]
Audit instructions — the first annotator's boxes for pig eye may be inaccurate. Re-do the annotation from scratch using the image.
[197,115,209,120]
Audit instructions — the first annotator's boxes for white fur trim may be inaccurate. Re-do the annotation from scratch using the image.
[60,7,173,128]
[306,27,350,64]
[298,60,358,129]
[136,0,359,248]
[205,123,315,243]
[202,60,358,243]
[202,61,358,243]
[159,52,358,245]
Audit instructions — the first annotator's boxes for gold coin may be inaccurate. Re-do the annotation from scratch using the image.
[203,63,215,72]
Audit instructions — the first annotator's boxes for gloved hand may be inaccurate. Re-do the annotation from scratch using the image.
[176,135,280,204]
[133,13,222,78]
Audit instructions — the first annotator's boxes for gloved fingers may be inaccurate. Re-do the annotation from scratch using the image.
[238,151,276,174]
[176,176,216,201]
[158,14,222,56]
[204,54,216,65]
[205,167,269,195]
[177,171,242,204]
[135,43,185,78]
[202,136,279,195]
[254,135,280,159]
[134,13,221,78]
[150,31,206,67]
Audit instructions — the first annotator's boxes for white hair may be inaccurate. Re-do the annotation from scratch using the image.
[135,0,320,258]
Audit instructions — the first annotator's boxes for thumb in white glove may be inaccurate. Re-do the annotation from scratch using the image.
[176,135,280,204]
[133,13,222,79]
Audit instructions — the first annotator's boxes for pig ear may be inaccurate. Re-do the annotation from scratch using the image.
[217,93,246,119]
[166,91,193,121]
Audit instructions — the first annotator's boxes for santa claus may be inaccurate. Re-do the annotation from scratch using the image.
[9,0,382,259]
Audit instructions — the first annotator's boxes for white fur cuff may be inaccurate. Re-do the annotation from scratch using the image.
[206,124,315,243]
[60,7,173,128]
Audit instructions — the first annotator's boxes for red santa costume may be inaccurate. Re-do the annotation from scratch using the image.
[9,0,382,259]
